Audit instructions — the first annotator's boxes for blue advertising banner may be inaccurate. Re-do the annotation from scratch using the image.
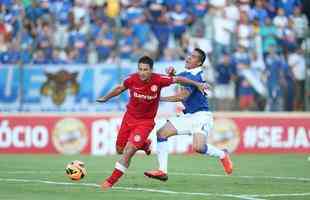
[0,61,185,112]
[0,64,132,112]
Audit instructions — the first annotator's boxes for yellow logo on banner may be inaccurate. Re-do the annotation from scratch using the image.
[52,118,88,154]
[209,118,240,153]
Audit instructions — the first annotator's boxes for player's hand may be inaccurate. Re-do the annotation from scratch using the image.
[96,97,107,103]
[165,66,176,76]
[197,83,210,96]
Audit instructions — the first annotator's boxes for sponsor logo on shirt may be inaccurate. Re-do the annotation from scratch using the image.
[133,92,158,100]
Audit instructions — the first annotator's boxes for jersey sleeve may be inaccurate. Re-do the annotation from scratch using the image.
[177,72,202,95]
[158,74,174,87]
[123,75,133,88]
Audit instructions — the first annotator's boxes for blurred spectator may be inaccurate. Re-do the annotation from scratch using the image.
[252,18,264,58]
[131,13,151,46]
[25,1,49,22]
[224,0,240,22]
[290,6,308,45]
[119,26,137,60]
[238,75,256,110]
[67,20,88,63]
[273,8,288,50]
[0,33,9,62]
[35,21,53,61]
[249,52,266,110]
[212,11,235,64]
[277,0,301,16]
[288,47,306,110]
[151,10,170,58]
[282,19,298,53]
[251,0,268,25]
[264,46,285,111]
[281,59,295,111]
[237,11,253,49]
[263,0,276,17]
[190,0,208,19]
[72,0,89,24]
[250,52,266,80]
[105,0,120,19]
[238,0,251,15]
[1,41,20,64]
[33,49,49,64]
[214,53,237,110]
[94,21,115,62]
[260,17,277,56]
[51,48,67,64]
[234,45,250,70]
[168,3,191,42]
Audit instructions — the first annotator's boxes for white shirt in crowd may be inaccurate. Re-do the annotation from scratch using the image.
[224,4,240,22]
[288,52,306,81]
[209,0,226,7]
[237,24,253,48]
[213,16,235,45]
[290,15,309,38]
[273,15,288,38]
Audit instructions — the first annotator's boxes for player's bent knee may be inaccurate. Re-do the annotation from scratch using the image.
[193,133,207,154]
[193,145,206,154]
[156,130,168,139]
[157,124,177,139]
[116,146,124,154]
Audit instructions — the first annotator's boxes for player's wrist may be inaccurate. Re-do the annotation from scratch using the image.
[96,96,108,103]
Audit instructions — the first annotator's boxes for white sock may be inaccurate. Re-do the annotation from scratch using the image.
[205,144,225,159]
[157,138,168,173]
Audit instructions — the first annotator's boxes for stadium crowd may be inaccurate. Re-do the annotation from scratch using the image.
[0,0,309,111]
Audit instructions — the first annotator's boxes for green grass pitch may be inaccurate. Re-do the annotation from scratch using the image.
[0,154,309,200]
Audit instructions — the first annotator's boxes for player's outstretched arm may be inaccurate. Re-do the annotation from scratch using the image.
[160,87,190,102]
[173,76,206,94]
[96,84,127,103]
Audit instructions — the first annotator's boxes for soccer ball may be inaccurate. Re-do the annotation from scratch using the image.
[65,160,87,181]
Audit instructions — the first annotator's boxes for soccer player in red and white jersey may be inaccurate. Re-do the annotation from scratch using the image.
[97,56,206,191]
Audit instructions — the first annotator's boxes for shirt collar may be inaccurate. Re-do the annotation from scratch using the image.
[185,67,202,75]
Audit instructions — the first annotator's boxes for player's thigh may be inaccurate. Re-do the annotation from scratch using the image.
[129,124,154,149]
[116,121,131,154]
[168,111,213,136]
[157,120,177,138]
[193,133,207,153]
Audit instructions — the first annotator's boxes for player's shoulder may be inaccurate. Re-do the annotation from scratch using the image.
[125,73,139,80]
[186,67,203,76]
[179,68,204,80]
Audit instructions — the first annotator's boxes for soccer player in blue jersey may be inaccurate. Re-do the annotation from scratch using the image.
[144,48,233,181]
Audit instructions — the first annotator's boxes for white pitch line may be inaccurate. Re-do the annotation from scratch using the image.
[168,172,310,182]
[248,193,310,198]
[0,177,265,200]
[5,170,310,182]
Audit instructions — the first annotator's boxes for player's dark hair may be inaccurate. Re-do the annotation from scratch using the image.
[194,48,206,66]
[138,56,154,69]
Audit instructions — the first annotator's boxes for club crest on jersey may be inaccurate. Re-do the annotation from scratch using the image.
[151,85,158,92]
[134,134,141,142]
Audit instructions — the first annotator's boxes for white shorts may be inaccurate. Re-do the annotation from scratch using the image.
[167,111,214,136]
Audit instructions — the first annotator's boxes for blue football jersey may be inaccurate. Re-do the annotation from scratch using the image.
[177,67,209,114]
